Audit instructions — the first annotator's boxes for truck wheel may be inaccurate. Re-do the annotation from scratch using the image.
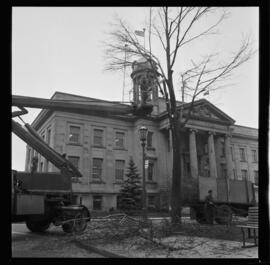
[215,205,232,225]
[195,212,207,224]
[26,219,51,233]
[62,207,90,233]
[62,223,73,233]
[192,207,207,224]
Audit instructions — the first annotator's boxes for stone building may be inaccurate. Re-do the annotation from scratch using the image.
[24,60,258,211]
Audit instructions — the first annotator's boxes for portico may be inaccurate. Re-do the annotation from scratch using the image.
[186,128,234,180]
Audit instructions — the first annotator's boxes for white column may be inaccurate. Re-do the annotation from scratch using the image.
[208,131,217,178]
[224,134,233,179]
[189,129,198,179]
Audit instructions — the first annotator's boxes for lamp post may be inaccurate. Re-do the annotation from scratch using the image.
[139,126,148,220]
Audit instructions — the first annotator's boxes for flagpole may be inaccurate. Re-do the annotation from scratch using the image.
[149,7,152,60]
[122,44,128,102]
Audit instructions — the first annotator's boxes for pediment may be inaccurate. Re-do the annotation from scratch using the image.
[182,99,235,125]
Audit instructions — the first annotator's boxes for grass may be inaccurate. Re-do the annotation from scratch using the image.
[71,215,258,258]
[173,222,244,242]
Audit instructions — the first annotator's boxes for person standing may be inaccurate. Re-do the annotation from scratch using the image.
[204,190,215,224]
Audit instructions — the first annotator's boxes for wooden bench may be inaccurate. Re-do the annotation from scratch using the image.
[237,206,258,248]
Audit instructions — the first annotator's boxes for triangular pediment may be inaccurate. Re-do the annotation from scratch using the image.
[181,99,235,124]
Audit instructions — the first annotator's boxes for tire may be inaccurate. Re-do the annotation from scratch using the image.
[26,219,51,233]
[193,207,207,224]
[62,207,90,233]
[62,223,73,233]
[215,205,232,225]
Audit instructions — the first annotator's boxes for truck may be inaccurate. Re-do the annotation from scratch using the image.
[12,106,92,233]
[181,167,257,224]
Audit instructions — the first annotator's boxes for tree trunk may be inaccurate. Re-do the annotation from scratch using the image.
[170,117,182,225]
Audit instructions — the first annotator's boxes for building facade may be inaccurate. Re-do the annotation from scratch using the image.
[24,91,258,211]
[24,61,258,212]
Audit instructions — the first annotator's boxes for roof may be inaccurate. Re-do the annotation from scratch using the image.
[232,124,258,138]
[158,98,236,125]
[30,92,257,139]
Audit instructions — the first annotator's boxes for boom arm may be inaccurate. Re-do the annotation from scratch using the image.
[12,120,82,178]
[12,95,134,116]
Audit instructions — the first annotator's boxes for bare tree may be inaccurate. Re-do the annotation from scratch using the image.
[104,7,255,225]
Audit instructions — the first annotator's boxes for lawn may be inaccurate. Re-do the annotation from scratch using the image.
[72,215,258,258]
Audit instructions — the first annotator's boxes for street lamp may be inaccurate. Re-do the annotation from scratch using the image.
[139,126,148,220]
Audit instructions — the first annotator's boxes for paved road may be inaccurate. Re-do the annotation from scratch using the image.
[12,223,106,258]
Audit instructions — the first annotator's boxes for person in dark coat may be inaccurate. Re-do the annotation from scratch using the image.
[204,190,215,224]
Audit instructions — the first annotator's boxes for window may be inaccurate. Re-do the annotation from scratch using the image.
[251,150,257,163]
[147,131,153,148]
[47,128,51,145]
[203,157,210,178]
[239,148,246,162]
[147,161,154,181]
[254,171,258,185]
[116,195,121,210]
[167,130,171,152]
[220,164,227,178]
[204,143,208,154]
[68,156,80,169]
[39,161,43,172]
[69,125,81,144]
[241,169,248,180]
[93,195,102,210]
[44,159,48,172]
[220,140,225,157]
[93,129,103,146]
[148,195,155,208]
[231,146,234,161]
[92,158,103,180]
[27,148,31,166]
[233,169,237,180]
[115,160,125,181]
[115,132,125,148]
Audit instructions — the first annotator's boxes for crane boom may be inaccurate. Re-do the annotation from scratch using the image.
[11,93,153,179]
[12,95,134,116]
[12,119,82,178]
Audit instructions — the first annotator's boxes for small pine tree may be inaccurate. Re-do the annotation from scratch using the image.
[119,158,142,213]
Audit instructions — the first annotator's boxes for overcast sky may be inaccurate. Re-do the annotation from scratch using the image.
[12,7,258,170]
